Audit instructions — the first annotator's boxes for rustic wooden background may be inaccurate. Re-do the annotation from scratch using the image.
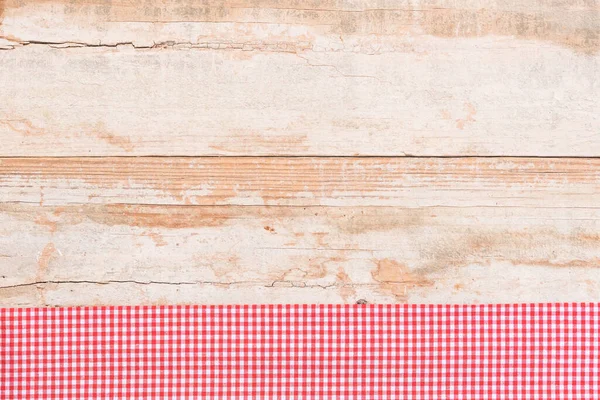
[1,0,598,306]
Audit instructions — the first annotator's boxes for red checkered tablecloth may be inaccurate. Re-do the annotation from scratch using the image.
[1,304,598,399]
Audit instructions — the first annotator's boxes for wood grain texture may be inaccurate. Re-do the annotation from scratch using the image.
[1,204,599,306]
[1,157,599,207]
[0,1,598,156]
[1,157,600,305]
[1,0,598,52]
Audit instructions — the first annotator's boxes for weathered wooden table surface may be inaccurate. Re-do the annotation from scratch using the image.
[1,0,599,306]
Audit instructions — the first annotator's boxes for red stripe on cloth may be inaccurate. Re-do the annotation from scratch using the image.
[1,304,599,399]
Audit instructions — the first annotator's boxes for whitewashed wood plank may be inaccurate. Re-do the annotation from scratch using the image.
[0,1,597,157]
[1,204,599,306]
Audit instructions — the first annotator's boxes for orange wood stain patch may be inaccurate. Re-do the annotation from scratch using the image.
[0,157,599,207]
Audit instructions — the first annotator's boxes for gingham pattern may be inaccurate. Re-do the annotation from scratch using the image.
[1,304,598,399]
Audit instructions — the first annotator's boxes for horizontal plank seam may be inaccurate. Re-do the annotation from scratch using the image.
[3,155,600,159]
